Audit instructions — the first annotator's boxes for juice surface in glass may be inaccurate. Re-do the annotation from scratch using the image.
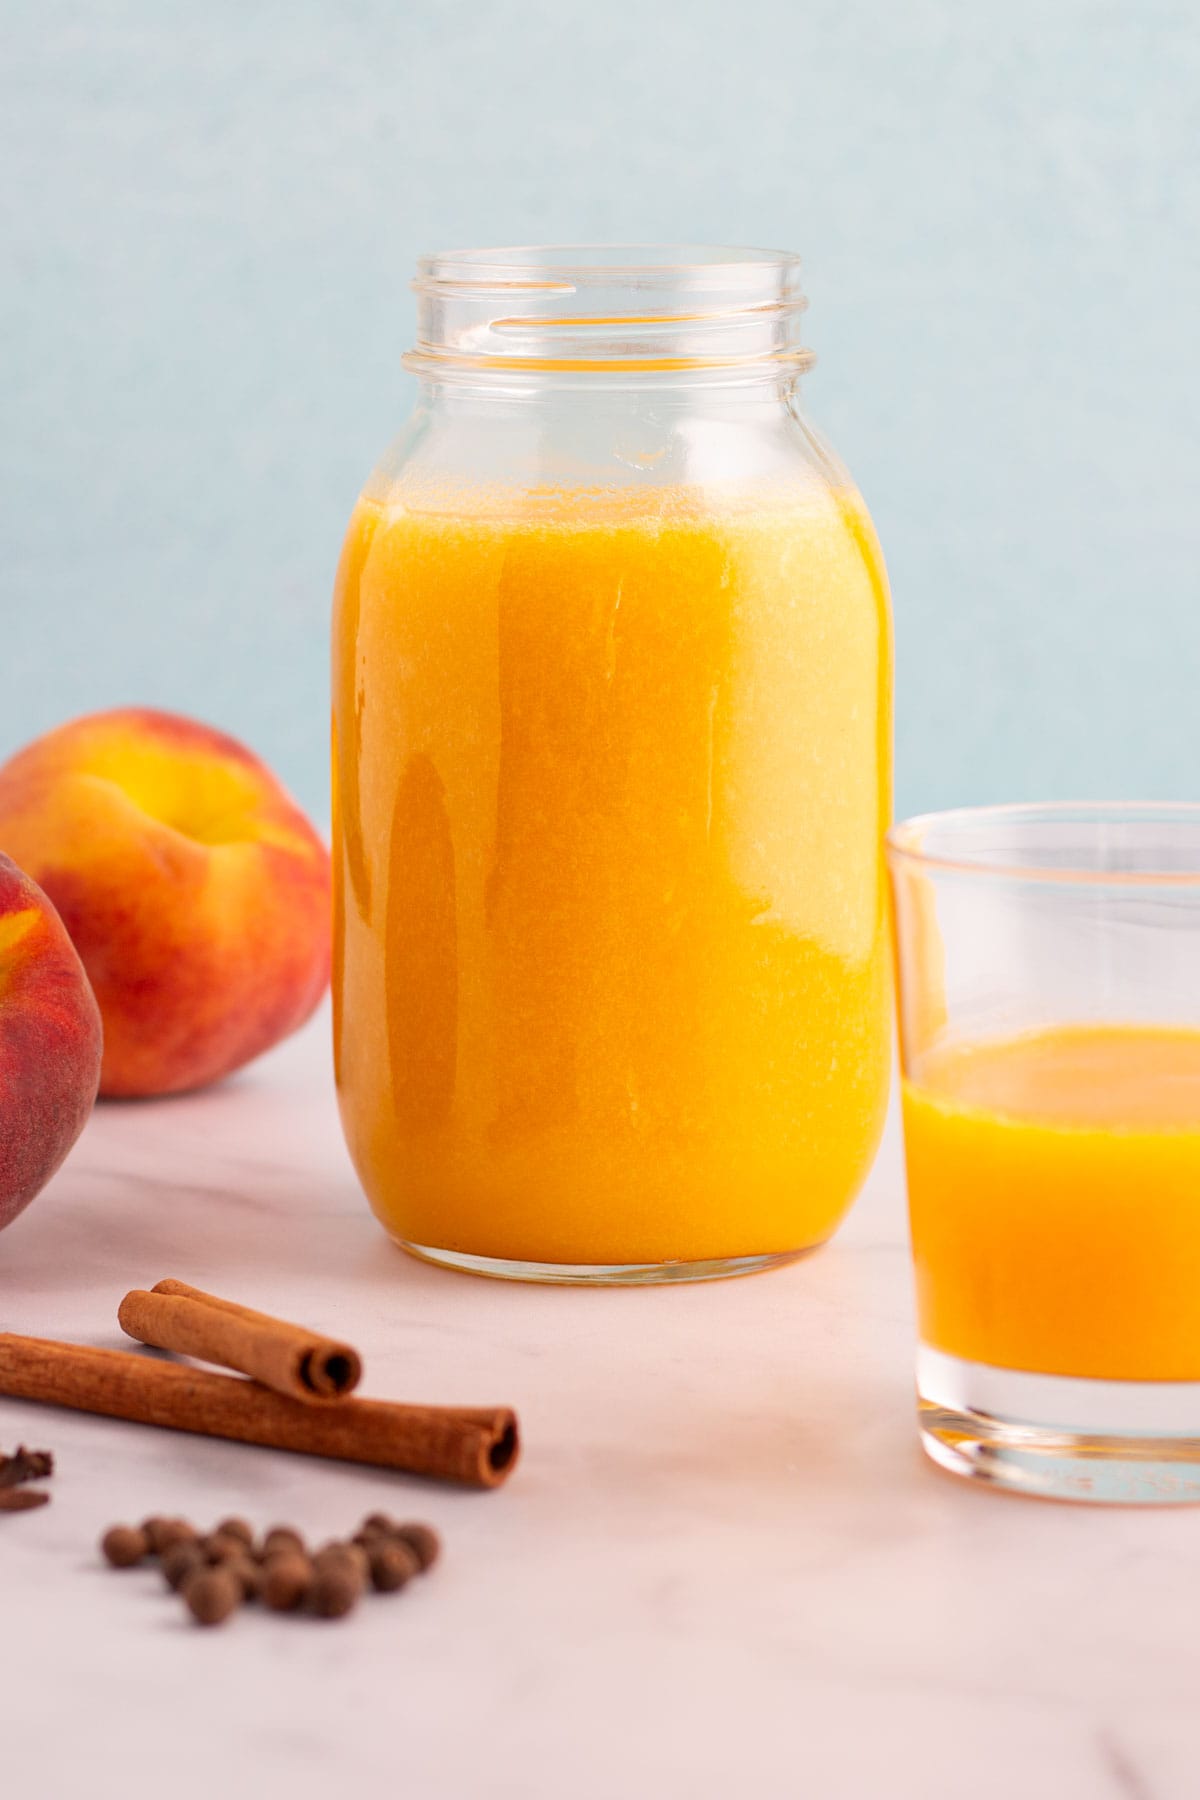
[904,1024,1200,1380]
[333,481,891,1269]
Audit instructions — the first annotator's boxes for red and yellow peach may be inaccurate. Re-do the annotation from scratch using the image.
[0,852,102,1230]
[0,709,330,1097]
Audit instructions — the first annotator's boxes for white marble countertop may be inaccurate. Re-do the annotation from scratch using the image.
[0,1010,1193,1800]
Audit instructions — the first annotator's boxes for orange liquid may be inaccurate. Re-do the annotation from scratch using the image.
[333,483,891,1266]
[904,1025,1200,1379]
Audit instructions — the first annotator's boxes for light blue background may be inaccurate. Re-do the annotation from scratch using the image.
[5,1,1199,822]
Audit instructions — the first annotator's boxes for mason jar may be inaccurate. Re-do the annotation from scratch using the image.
[333,245,892,1283]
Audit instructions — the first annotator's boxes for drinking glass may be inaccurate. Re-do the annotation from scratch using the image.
[888,803,1200,1502]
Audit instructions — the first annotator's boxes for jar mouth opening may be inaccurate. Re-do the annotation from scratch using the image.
[407,243,810,380]
[414,244,803,289]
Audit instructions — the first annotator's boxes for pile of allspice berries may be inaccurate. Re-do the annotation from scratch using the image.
[100,1511,440,1626]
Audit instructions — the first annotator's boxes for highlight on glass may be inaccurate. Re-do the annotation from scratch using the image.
[888,803,1200,1503]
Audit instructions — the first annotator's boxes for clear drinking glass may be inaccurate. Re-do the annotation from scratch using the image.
[888,803,1200,1503]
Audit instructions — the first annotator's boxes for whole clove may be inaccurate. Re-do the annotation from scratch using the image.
[0,1445,54,1513]
[0,1488,51,1513]
[0,1446,53,1488]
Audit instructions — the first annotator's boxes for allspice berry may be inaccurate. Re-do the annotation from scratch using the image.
[314,1542,368,1591]
[315,1540,369,1577]
[215,1516,255,1550]
[310,1566,359,1619]
[394,1523,440,1571]
[204,1531,248,1565]
[154,1519,197,1555]
[162,1541,207,1591]
[182,1566,242,1627]
[262,1554,311,1612]
[226,1555,263,1602]
[101,1525,149,1568]
[368,1539,420,1593]
[101,1510,441,1626]
[139,1516,172,1554]
[263,1526,306,1559]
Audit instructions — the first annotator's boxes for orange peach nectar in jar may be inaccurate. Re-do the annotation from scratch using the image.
[332,246,892,1282]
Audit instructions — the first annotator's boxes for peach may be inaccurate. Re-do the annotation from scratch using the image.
[0,709,330,1097]
[0,852,102,1229]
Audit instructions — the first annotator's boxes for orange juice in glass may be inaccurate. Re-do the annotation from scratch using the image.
[332,246,892,1282]
[889,804,1200,1502]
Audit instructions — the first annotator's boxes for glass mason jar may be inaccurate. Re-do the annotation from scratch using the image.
[332,245,892,1283]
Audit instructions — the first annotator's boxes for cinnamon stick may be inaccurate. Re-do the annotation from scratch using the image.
[118,1280,362,1402]
[0,1334,518,1489]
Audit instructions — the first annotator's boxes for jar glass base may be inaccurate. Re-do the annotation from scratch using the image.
[396,1238,808,1286]
[918,1343,1200,1504]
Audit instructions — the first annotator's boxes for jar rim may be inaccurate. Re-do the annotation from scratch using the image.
[414,244,803,288]
[406,243,811,380]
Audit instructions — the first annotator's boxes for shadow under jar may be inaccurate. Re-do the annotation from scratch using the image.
[332,246,892,1283]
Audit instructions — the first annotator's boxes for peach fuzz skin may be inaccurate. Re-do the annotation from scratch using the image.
[0,852,102,1229]
[0,709,330,1098]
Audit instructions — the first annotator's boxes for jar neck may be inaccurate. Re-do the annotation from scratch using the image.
[404,245,813,393]
[410,370,809,415]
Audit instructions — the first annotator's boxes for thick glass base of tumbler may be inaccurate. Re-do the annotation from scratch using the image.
[397,1239,807,1285]
[918,1344,1200,1504]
